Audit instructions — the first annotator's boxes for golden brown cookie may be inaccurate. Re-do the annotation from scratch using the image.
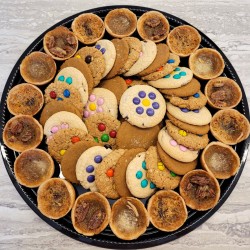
[84,113,120,148]
[20,52,57,85]
[114,148,145,197]
[104,8,137,38]
[39,100,82,127]
[201,141,240,179]
[3,115,43,152]
[157,142,197,175]
[37,178,76,219]
[167,25,201,57]
[71,13,105,44]
[189,48,225,80]
[99,76,128,103]
[179,170,220,211]
[166,112,210,135]
[137,11,170,43]
[166,120,209,150]
[137,43,170,77]
[105,38,129,79]
[47,127,91,162]
[95,149,126,199]
[147,190,188,231]
[160,77,201,97]
[109,197,149,240]
[205,77,242,109]
[145,146,181,189]
[7,83,44,116]
[210,109,250,145]
[76,47,105,86]
[60,57,94,93]
[14,149,54,188]
[61,139,99,183]
[116,121,162,149]
[43,26,78,60]
[71,192,111,236]
[44,82,83,113]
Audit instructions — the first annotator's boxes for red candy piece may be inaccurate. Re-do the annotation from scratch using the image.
[98,123,106,131]
[125,79,133,85]
[106,168,114,177]
[50,91,57,99]
[109,130,117,138]
[71,136,80,143]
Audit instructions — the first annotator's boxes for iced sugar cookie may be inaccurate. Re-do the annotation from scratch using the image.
[145,146,181,189]
[148,67,193,89]
[126,152,156,198]
[166,102,212,126]
[55,67,88,105]
[119,85,166,128]
[83,88,118,119]
[44,111,87,142]
[158,127,199,162]
[95,39,116,77]
[76,146,112,191]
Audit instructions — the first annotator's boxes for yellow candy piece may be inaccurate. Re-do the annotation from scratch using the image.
[89,103,96,111]
[142,99,150,107]
[179,130,187,136]
[157,162,165,171]
[75,55,81,59]
[60,149,66,156]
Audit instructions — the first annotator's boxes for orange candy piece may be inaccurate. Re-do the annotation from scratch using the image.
[157,66,163,72]
[125,79,133,85]
[106,168,114,177]
[71,136,80,143]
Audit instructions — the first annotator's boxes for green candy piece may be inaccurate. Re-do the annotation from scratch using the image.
[101,134,109,142]
[170,171,176,177]
[94,137,99,143]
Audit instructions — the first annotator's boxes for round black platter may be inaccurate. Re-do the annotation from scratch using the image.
[0,5,249,249]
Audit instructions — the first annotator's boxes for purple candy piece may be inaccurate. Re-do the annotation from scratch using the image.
[100,48,106,54]
[152,102,159,109]
[193,109,199,113]
[136,106,144,115]
[87,175,95,183]
[94,155,102,163]
[146,108,155,116]
[148,92,156,100]
[95,44,101,50]
[180,108,189,113]
[86,165,94,173]
[138,91,146,98]
[133,97,140,105]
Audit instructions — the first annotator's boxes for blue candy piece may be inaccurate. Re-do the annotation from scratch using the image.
[174,67,181,71]
[193,109,199,113]
[150,182,156,189]
[193,93,200,98]
[152,102,159,109]
[138,91,146,98]
[148,92,156,100]
[180,108,189,113]
[136,171,143,179]
[100,48,106,54]
[57,97,63,101]
[133,97,140,105]
[146,108,154,116]
[66,77,72,84]
[94,155,102,163]
[173,74,181,79]
[164,74,170,78]
[58,75,65,82]
[136,106,144,115]
[179,71,187,76]
[142,161,147,170]
[167,59,175,64]
[141,179,148,188]
[95,44,101,50]
[86,165,94,173]
[63,89,70,98]
[87,175,95,183]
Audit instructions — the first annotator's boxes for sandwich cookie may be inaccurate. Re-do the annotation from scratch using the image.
[76,146,112,192]
[119,85,166,128]
[126,151,156,198]
[148,67,193,89]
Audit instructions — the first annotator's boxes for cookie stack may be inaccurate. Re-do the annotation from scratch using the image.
[2,7,250,242]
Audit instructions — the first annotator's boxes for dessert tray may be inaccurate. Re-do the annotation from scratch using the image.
[0,5,249,249]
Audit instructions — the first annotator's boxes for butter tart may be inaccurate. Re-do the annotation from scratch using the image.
[14,149,54,188]
[201,141,240,179]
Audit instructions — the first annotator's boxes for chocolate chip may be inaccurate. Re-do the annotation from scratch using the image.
[85,55,92,64]
[104,144,112,149]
